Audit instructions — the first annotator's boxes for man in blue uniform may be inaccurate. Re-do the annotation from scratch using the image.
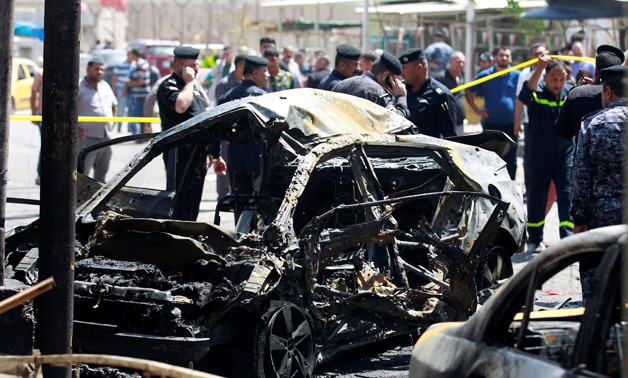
[554,44,624,141]
[157,45,225,220]
[571,65,627,301]
[571,65,627,232]
[318,44,361,91]
[465,47,520,179]
[333,51,409,119]
[399,48,457,138]
[218,55,269,203]
[518,53,574,253]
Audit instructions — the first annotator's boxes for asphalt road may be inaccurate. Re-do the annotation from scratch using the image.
[5,113,569,377]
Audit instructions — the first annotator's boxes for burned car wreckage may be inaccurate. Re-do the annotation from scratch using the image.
[5,89,525,376]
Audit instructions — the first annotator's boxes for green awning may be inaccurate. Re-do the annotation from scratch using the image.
[281,19,362,31]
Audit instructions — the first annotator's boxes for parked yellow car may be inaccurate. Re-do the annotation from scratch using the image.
[11,57,40,113]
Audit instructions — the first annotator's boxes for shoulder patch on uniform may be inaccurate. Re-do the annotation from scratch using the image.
[435,87,443,94]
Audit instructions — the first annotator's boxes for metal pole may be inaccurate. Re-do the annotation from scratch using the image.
[464,1,474,83]
[362,0,369,52]
[0,0,15,286]
[35,0,80,376]
[278,8,284,48]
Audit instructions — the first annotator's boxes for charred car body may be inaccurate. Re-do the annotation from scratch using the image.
[5,89,525,377]
[409,225,626,378]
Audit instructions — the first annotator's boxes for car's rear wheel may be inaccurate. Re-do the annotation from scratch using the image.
[255,301,315,378]
[476,246,513,291]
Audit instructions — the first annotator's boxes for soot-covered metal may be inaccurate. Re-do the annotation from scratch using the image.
[4,89,526,377]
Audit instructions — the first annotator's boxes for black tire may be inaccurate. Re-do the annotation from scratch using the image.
[475,246,513,291]
[254,301,315,378]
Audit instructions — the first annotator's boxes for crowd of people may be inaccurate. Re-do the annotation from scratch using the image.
[32,32,628,282]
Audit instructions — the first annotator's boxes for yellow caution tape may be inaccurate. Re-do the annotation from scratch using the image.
[9,54,596,123]
[451,55,595,93]
[10,115,162,123]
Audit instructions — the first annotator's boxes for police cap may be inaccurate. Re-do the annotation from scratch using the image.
[379,51,402,75]
[596,44,625,63]
[600,65,628,83]
[173,45,200,59]
[336,44,361,60]
[399,48,425,64]
[245,55,269,67]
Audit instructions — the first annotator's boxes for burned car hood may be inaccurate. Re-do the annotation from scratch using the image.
[163,88,416,143]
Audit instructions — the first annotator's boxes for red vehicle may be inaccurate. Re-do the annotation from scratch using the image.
[128,39,180,77]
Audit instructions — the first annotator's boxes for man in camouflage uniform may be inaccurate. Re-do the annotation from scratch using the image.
[263,48,298,92]
[333,51,409,119]
[571,65,627,302]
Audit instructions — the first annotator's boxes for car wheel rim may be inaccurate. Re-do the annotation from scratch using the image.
[478,248,512,290]
[268,305,314,378]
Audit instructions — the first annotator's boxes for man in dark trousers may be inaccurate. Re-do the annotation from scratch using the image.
[518,53,573,254]
[399,48,457,138]
[213,54,245,201]
[218,55,269,203]
[318,44,361,91]
[554,44,624,141]
[157,45,226,220]
[333,51,409,119]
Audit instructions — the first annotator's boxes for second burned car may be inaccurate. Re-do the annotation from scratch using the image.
[5,89,525,377]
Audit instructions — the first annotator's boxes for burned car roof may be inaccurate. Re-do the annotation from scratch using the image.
[6,88,526,377]
[161,88,418,141]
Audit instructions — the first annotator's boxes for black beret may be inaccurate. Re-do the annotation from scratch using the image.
[600,65,628,82]
[399,48,425,64]
[336,44,361,60]
[379,51,402,75]
[263,47,279,57]
[596,44,625,63]
[244,55,269,67]
[173,45,199,59]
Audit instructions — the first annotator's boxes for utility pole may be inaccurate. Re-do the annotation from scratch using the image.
[35,0,80,376]
[0,0,14,286]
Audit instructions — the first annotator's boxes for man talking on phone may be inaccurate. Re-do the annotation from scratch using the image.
[157,45,226,219]
[400,48,457,138]
[333,51,410,119]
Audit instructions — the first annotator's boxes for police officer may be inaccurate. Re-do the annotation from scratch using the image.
[554,44,624,140]
[218,55,269,104]
[570,65,628,301]
[333,51,409,119]
[571,65,628,232]
[217,55,270,209]
[157,45,226,220]
[318,44,361,91]
[399,48,457,138]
